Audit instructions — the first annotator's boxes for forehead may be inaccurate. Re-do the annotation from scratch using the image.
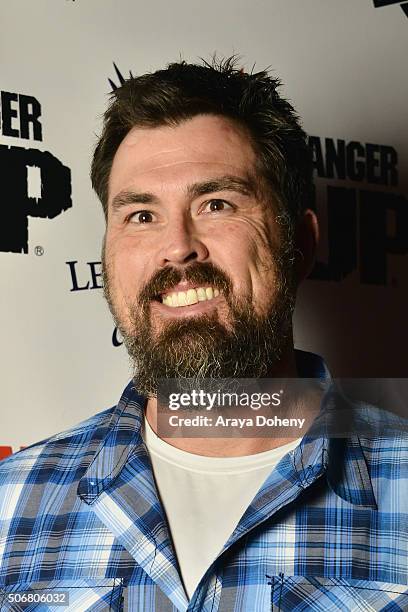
[108,114,258,200]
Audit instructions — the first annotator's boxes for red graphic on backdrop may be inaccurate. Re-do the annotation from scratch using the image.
[0,446,25,461]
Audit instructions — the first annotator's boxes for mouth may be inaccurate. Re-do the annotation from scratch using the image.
[154,286,221,308]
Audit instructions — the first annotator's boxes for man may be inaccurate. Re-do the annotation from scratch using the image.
[0,58,407,611]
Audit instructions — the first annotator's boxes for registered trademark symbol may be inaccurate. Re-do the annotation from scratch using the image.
[34,245,44,256]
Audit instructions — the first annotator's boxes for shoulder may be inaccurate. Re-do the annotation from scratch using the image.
[354,404,408,511]
[326,389,408,474]
[0,406,115,488]
[351,400,408,470]
[361,431,408,517]
[360,429,408,477]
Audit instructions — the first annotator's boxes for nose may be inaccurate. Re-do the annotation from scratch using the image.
[154,214,209,267]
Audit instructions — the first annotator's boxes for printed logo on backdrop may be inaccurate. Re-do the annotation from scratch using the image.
[65,260,123,346]
[309,1,408,283]
[0,90,72,254]
[372,0,408,18]
[308,136,407,285]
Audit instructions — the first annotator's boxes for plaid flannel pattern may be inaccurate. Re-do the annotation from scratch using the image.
[0,352,407,611]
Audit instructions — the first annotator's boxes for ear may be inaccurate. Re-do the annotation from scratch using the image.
[293,209,319,286]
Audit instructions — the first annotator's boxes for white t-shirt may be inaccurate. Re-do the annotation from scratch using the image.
[142,416,301,599]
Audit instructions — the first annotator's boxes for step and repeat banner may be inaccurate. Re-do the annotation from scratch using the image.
[1,0,407,455]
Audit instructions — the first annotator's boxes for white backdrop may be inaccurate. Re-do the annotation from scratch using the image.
[1,0,407,453]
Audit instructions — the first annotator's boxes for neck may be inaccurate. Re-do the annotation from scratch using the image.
[144,347,318,457]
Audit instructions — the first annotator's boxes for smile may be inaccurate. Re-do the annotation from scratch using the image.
[161,286,220,308]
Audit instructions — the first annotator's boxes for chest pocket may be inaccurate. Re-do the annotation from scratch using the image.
[269,575,408,611]
[0,578,124,611]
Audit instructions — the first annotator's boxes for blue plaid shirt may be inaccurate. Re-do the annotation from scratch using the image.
[0,352,407,611]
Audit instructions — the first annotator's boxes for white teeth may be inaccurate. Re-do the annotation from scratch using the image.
[186,289,199,305]
[161,286,221,307]
[197,287,207,301]
[178,291,187,306]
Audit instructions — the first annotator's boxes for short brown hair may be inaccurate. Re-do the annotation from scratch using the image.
[91,56,313,228]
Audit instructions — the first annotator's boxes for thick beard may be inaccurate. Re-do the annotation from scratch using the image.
[102,241,296,398]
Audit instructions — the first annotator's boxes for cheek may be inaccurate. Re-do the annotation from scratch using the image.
[209,219,278,301]
[209,225,252,285]
[230,220,282,312]
[104,237,144,303]
[218,217,277,271]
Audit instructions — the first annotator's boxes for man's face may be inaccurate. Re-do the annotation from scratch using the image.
[103,114,296,395]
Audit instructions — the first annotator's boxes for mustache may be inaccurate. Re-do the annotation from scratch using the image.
[138,262,233,305]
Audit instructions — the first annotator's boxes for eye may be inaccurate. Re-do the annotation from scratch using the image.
[202,199,233,213]
[128,210,155,224]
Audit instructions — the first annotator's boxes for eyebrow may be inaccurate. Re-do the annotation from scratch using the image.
[110,174,258,212]
[187,175,257,199]
[111,190,159,211]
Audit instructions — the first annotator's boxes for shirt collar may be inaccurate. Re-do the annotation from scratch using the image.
[77,380,146,503]
[312,384,377,509]
[78,350,377,509]
[292,353,377,509]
